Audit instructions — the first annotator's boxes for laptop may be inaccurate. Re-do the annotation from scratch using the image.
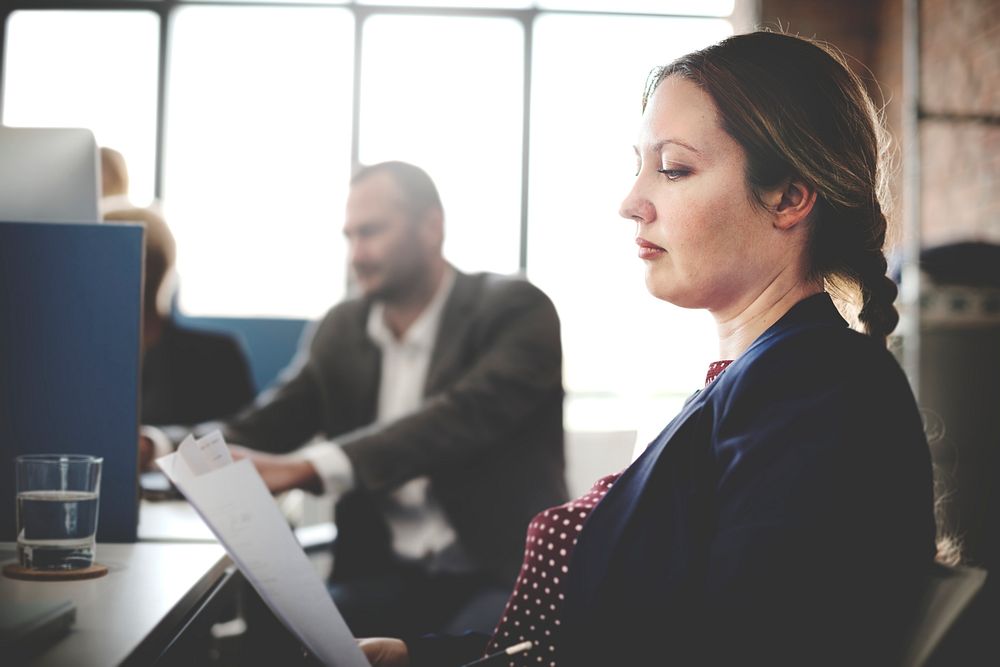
[0,126,100,224]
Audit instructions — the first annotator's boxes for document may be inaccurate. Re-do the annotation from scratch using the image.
[157,432,369,667]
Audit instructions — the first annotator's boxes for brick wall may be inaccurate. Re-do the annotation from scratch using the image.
[760,0,1000,575]
[758,0,904,242]
[920,0,1000,245]
[757,0,881,70]
[759,0,1000,247]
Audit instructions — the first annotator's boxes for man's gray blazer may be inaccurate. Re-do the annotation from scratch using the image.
[223,270,567,584]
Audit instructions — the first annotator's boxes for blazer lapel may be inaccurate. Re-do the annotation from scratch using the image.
[341,300,381,430]
[564,292,848,637]
[424,269,478,396]
[565,386,715,617]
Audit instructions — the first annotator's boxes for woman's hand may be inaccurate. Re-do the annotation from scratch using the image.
[357,637,409,666]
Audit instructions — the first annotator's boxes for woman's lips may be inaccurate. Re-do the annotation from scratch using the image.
[636,237,665,260]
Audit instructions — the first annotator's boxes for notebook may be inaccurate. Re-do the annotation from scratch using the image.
[0,599,76,660]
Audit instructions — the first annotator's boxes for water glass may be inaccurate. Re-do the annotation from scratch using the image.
[16,454,103,570]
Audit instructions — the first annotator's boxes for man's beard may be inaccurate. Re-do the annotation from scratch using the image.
[354,264,416,303]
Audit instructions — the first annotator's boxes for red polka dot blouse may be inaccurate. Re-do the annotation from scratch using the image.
[483,359,733,666]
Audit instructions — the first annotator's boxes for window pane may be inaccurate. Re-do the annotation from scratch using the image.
[164,5,354,318]
[359,15,524,276]
[537,0,733,15]
[356,0,530,5]
[2,10,159,206]
[185,0,348,4]
[528,14,731,427]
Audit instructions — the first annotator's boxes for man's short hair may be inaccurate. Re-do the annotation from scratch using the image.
[351,161,442,216]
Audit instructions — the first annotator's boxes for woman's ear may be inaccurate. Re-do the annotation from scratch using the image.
[771,178,817,231]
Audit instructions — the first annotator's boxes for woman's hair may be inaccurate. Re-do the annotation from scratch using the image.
[644,31,898,343]
[104,207,176,318]
[100,146,129,198]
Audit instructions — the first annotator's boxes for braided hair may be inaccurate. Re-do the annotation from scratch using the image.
[645,31,898,343]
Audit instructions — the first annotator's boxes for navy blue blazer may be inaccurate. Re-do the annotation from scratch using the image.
[410,293,936,666]
[561,293,936,665]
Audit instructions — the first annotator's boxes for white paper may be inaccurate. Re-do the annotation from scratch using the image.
[157,432,369,667]
[177,431,231,475]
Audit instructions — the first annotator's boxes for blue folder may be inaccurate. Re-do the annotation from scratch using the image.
[0,221,143,543]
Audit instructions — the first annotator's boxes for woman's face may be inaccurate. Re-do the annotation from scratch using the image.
[620,76,792,315]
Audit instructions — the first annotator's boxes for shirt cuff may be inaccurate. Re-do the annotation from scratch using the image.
[298,441,355,498]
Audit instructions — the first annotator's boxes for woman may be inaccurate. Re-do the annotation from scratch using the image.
[362,31,936,666]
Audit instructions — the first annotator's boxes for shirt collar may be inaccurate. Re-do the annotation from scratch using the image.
[366,265,456,350]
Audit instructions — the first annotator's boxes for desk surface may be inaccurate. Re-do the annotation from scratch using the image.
[139,498,338,551]
[139,499,217,542]
[0,542,229,666]
[0,501,336,665]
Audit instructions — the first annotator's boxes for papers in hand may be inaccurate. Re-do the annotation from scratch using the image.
[157,432,369,667]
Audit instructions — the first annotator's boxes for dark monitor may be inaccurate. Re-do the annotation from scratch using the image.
[0,221,143,543]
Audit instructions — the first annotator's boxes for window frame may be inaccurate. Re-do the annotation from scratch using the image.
[0,0,748,276]
[0,1,752,428]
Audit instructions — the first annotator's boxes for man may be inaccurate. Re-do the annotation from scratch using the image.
[158,161,567,637]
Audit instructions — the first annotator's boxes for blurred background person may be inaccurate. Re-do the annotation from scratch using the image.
[99,146,150,216]
[101,146,255,427]
[144,161,567,640]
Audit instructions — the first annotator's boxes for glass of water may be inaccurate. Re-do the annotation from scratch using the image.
[16,454,103,570]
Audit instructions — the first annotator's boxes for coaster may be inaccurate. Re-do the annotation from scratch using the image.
[3,562,108,581]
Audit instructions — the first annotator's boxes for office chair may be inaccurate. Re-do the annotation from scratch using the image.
[900,562,988,666]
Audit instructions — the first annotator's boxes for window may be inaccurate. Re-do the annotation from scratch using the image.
[2,1,745,430]
[357,0,530,6]
[163,5,355,318]
[527,12,732,431]
[537,0,733,14]
[359,15,524,277]
[2,9,159,206]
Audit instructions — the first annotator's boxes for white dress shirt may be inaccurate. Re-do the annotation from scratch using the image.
[300,267,469,568]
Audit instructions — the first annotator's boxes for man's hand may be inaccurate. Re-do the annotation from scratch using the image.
[228,445,322,495]
[138,434,155,471]
[357,638,409,667]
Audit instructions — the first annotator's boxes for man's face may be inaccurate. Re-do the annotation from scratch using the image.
[343,171,432,301]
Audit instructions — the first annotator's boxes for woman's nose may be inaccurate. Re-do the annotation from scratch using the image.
[619,185,655,224]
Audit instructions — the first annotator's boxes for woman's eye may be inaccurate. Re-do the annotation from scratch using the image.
[657,168,689,181]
